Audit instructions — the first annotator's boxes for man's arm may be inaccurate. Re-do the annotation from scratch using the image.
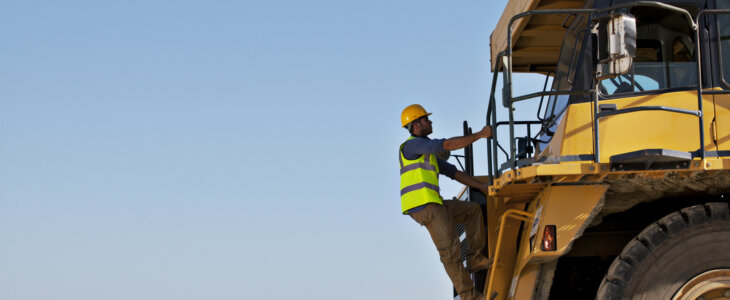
[454,170,490,196]
[442,125,492,151]
[402,138,446,160]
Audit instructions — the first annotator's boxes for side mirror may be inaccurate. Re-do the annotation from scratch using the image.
[593,14,637,80]
[501,55,512,108]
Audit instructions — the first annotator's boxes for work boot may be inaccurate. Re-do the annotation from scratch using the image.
[466,255,493,273]
[458,288,484,300]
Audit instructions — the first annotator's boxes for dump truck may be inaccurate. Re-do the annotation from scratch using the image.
[452,0,730,299]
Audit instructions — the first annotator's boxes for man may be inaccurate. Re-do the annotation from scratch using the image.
[399,104,493,300]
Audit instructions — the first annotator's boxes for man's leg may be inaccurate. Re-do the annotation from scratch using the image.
[443,200,489,270]
[411,204,483,300]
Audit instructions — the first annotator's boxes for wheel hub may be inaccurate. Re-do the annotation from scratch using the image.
[673,269,730,300]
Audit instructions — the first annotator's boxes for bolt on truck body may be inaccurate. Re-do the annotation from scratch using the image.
[455,0,730,299]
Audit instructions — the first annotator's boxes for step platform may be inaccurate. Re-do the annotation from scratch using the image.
[609,149,692,171]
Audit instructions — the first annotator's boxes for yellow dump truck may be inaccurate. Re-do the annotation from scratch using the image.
[455,0,730,299]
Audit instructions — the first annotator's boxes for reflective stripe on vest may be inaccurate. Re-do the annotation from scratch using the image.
[399,137,442,213]
[400,182,440,196]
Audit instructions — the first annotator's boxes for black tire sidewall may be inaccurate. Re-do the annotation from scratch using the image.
[624,221,730,299]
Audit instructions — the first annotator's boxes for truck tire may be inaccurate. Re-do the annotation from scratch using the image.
[595,202,730,300]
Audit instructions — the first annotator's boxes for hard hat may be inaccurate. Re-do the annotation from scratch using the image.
[401,104,432,127]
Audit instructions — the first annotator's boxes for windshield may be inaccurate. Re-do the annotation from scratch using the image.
[536,16,590,151]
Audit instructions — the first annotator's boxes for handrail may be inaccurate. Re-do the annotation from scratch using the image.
[512,90,594,103]
[486,51,505,183]
[505,9,596,171]
[592,8,730,162]
[494,120,543,126]
[464,121,474,176]
[485,209,533,300]
[701,89,730,95]
[596,106,701,118]
[487,3,725,175]
[591,4,701,162]
[493,121,541,167]
[599,1,696,29]
[693,9,730,159]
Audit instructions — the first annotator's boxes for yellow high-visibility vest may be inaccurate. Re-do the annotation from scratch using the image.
[399,137,442,213]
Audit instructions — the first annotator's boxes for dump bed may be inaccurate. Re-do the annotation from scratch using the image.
[490,0,586,72]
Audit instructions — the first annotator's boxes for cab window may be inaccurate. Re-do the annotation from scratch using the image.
[536,16,589,151]
[599,7,697,96]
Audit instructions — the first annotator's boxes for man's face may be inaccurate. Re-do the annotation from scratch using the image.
[415,116,432,136]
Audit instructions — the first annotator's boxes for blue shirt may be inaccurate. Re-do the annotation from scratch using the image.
[401,136,457,179]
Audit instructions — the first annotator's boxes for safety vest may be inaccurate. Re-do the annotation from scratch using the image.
[399,137,442,213]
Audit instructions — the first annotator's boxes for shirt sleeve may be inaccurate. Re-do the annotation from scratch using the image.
[437,158,457,179]
[401,137,446,160]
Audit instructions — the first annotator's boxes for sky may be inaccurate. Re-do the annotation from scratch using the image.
[0,1,547,299]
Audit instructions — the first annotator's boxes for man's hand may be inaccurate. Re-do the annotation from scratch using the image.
[442,125,493,151]
[454,171,490,196]
[475,125,492,139]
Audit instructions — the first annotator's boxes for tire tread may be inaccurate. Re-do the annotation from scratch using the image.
[680,204,709,226]
[620,238,650,267]
[595,202,730,300]
[657,212,687,236]
[636,222,668,249]
[706,202,730,221]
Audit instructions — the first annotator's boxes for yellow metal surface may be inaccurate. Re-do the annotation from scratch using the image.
[511,264,539,300]
[483,184,606,300]
[485,193,533,300]
[538,91,718,162]
[489,162,600,201]
[522,185,607,261]
[491,157,730,189]
[479,86,730,300]
[485,209,534,300]
[485,90,727,199]
[712,94,730,152]
[487,91,730,193]
[481,159,730,298]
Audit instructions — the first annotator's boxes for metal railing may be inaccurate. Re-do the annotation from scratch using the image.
[487,3,730,180]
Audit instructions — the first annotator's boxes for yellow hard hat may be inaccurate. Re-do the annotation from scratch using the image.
[401,104,432,127]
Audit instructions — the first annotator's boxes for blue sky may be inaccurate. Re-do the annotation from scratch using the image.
[0,1,547,299]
